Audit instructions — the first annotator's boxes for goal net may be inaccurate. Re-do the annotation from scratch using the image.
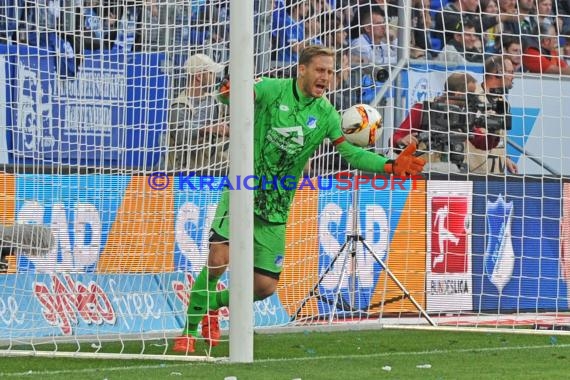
[1,0,570,362]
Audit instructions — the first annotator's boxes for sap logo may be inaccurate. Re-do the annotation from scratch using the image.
[318,202,388,293]
[17,200,101,273]
[175,202,218,271]
[430,197,469,273]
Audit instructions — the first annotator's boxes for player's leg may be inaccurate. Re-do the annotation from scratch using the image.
[173,191,230,353]
[198,236,229,347]
[251,217,286,299]
[197,216,287,346]
[174,241,228,353]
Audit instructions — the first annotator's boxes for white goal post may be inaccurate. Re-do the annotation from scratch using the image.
[1,0,570,364]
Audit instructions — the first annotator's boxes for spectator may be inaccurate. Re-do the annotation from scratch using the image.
[166,53,230,174]
[502,36,524,72]
[255,0,275,75]
[329,49,356,111]
[519,0,540,47]
[467,56,518,174]
[562,38,570,64]
[523,22,570,74]
[392,72,479,173]
[19,1,79,78]
[82,1,104,41]
[537,0,563,31]
[482,0,501,52]
[309,0,333,13]
[556,0,570,36]
[272,0,309,69]
[21,0,61,47]
[113,2,138,52]
[139,0,161,51]
[348,0,398,42]
[77,1,119,51]
[497,0,521,38]
[433,0,500,47]
[304,14,323,46]
[0,0,24,44]
[439,20,484,65]
[320,11,348,50]
[410,0,435,59]
[350,5,396,66]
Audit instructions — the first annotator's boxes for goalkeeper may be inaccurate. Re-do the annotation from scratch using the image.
[173,45,426,353]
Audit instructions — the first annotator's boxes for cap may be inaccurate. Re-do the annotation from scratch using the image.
[185,53,224,75]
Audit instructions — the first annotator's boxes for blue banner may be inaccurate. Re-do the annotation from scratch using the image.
[0,273,179,339]
[3,44,168,169]
[472,180,568,312]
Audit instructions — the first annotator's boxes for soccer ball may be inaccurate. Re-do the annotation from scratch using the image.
[341,104,383,147]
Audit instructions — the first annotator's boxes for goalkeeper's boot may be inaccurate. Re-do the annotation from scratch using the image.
[201,310,221,347]
[172,335,196,353]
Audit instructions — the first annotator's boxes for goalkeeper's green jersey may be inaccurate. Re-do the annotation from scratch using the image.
[222,77,390,224]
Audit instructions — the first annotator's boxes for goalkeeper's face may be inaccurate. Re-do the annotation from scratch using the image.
[298,55,335,98]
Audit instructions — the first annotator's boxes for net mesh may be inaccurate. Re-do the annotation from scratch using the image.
[1,0,570,361]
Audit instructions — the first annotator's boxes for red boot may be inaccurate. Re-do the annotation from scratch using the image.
[201,310,221,347]
[172,335,196,353]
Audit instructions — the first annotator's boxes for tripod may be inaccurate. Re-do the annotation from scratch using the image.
[291,172,435,326]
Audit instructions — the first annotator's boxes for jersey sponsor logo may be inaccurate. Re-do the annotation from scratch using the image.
[431,196,469,273]
[279,104,290,111]
[307,116,317,129]
[484,194,515,291]
[274,126,304,146]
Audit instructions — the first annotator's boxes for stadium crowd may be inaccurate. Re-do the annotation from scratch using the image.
[2,1,569,76]
[1,0,568,174]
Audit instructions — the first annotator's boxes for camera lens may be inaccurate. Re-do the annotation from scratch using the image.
[375,68,389,82]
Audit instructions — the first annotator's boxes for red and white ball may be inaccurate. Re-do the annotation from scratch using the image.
[341,104,383,147]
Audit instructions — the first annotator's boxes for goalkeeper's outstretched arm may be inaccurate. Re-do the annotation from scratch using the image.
[333,138,426,176]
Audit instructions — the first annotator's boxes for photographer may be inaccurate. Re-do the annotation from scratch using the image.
[467,56,517,175]
[392,72,478,173]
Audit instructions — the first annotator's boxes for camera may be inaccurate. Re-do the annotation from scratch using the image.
[465,89,512,134]
[373,67,390,82]
[359,65,390,82]
[415,93,510,167]
[416,102,469,167]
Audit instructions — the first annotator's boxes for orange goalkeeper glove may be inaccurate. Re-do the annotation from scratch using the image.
[218,78,230,100]
[384,142,426,176]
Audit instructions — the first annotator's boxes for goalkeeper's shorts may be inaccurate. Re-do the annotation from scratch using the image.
[209,189,286,279]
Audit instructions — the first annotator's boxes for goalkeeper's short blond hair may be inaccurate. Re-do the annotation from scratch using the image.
[298,45,335,67]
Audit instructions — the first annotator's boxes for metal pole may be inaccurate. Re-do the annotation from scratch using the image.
[394,0,411,128]
[229,0,254,363]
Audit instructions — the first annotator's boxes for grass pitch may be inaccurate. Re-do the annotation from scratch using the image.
[1,328,569,379]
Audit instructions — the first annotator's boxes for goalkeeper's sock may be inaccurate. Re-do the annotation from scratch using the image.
[183,267,220,336]
[210,289,229,310]
[207,289,268,310]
